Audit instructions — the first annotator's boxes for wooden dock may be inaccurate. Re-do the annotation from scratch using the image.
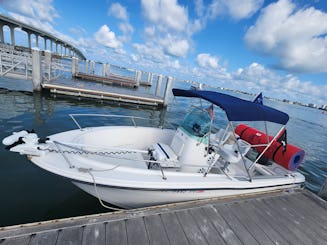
[1,189,326,244]
[73,72,137,88]
[42,83,164,107]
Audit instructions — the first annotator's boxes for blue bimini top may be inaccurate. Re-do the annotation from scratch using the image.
[172,88,289,125]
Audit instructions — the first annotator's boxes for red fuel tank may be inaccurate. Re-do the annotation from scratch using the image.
[235,124,305,171]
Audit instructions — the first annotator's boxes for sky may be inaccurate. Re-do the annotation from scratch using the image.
[0,0,327,105]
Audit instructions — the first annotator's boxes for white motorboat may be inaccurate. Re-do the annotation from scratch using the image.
[3,88,305,209]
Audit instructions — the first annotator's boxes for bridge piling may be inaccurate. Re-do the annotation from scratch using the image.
[31,48,42,91]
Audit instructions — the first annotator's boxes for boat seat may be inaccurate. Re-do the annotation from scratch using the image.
[219,139,251,164]
[151,143,179,168]
[211,129,232,146]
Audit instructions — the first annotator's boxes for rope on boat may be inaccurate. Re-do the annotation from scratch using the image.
[78,167,125,211]
[38,140,138,156]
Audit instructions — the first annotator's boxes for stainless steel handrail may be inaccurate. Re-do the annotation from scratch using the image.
[69,113,176,130]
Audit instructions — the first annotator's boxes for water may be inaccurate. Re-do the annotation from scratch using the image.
[0,77,326,227]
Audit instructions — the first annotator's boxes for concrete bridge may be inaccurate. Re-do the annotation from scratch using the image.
[0,13,86,60]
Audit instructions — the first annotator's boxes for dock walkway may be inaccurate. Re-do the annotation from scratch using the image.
[42,79,164,107]
[73,72,137,88]
[1,189,326,244]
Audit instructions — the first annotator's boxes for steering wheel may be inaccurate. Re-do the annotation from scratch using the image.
[192,123,201,134]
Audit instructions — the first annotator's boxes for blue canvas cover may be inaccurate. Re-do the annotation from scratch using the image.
[172,89,289,125]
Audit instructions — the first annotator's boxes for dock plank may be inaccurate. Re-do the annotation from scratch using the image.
[29,231,58,245]
[175,210,208,245]
[254,198,308,245]
[251,197,306,244]
[144,214,170,245]
[81,223,105,245]
[240,201,289,244]
[278,196,327,242]
[55,226,83,245]
[0,236,31,245]
[280,195,327,232]
[228,201,275,245]
[290,191,327,223]
[106,220,128,245]
[215,204,260,245]
[189,207,226,245]
[201,205,242,245]
[261,196,318,245]
[125,217,149,245]
[160,211,189,245]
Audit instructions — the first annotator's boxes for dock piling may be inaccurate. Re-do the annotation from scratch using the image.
[163,76,173,107]
[135,70,141,87]
[155,75,163,97]
[72,57,79,76]
[90,61,94,74]
[102,63,108,77]
[85,60,89,74]
[31,48,42,91]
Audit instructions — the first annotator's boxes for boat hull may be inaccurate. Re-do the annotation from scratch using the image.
[72,180,303,209]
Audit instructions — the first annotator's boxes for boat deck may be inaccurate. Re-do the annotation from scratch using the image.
[1,189,326,244]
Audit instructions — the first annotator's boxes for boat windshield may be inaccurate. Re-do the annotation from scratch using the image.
[180,108,211,137]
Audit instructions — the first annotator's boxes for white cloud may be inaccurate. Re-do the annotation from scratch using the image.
[197,53,219,69]
[94,25,122,49]
[160,35,190,57]
[141,0,188,32]
[131,54,139,62]
[0,0,59,22]
[232,62,327,104]
[224,0,264,20]
[69,26,87,36]
[201,0,263,21]
[108,3,128,21]
[140,0,193,59]
[118,22,134,42]
[245,0,327,73]
[107,3,134,44]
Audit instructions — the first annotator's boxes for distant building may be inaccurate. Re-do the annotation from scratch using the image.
[308,103,317,108]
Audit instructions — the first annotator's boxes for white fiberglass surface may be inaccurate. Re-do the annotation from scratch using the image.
[73,126,175,148]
